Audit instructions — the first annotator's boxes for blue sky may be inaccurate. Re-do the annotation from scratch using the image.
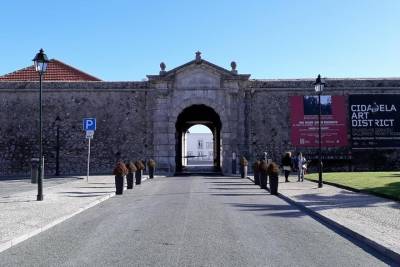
[1,0,399,82]
[188,125,211,134]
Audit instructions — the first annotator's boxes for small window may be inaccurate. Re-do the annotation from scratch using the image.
[198,140,203,149]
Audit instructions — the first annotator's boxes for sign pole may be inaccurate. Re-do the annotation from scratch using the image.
[87,137,91,182]
[83,118,96,182]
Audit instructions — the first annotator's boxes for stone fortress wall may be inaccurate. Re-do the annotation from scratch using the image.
[247,79,400,171]
[1,60,400,176]
[0,82,151,176]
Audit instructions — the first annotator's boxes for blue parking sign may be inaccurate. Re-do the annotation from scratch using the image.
[83,118,96,131]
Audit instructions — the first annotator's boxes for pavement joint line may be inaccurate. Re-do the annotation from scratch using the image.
[0,175,152,254]
[246,175,400,263]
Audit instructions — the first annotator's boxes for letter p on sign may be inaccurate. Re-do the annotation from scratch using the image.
[83,118,96,131]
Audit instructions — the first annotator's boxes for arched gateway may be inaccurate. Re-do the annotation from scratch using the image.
[148,52,250,175]
[175,104,222,173]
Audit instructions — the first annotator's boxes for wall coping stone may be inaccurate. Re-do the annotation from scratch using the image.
[249,78,400,89]
[2,78,400,91]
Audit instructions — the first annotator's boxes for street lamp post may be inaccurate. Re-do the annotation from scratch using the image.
[313,74,325,188]
[55,116,61,176]
[33,49,49,201]
[371,102,379,171]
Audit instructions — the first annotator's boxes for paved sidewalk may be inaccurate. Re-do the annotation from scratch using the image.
[0,177,82,197]
[249,174,400,262]
[0,175,150,253]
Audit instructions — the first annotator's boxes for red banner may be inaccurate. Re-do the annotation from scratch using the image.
[290,95,348,147]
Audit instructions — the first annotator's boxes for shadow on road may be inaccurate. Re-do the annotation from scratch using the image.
[207,182,253,185]
[60,191,114,198]
[65,194,106,198]
[211,193,268,196]
[294,190,399,212]
[209,187,259,190]
[78,186,114,189]
[214,178,398,266]
[0,199,37,204]
[228,202,305,218]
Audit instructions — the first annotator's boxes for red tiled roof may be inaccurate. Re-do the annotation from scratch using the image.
[0,59,101,81]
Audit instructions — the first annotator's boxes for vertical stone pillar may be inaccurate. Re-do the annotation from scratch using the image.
[244,89,251,159]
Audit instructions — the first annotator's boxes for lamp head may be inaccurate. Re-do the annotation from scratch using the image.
[55,115,61,126]
[313,74,325,93]
[33,48,49,74]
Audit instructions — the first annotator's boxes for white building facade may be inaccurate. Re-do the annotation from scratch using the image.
[185,132,214,165]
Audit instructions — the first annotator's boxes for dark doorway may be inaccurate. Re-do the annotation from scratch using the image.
[175,105,222,174]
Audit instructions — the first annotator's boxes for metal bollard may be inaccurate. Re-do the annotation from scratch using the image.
[41,157,45,179]
[232,152,237,174]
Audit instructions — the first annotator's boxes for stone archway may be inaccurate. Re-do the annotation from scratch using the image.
[175,104,222,173]
[168,97,232,175]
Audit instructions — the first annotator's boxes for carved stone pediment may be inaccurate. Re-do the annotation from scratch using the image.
[175,66,220,89]
[146,55,250,90]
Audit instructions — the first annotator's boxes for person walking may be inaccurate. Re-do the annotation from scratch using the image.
[296,152,306,182]
[281,152,292,182]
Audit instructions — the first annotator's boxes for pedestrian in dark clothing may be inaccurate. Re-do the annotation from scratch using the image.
[281,152,292,182]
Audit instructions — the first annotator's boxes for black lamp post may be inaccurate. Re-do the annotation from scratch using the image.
[313,74,325,188]
[371,102,379,171]
[55,116,61,176]
[33,49,49,201]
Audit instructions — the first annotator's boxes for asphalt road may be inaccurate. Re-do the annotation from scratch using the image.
[0,176,395,266]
